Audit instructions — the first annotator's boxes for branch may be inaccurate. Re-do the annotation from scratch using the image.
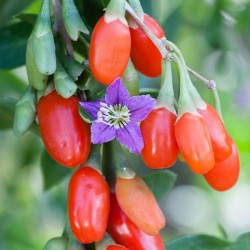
[187,67,216,90]
[125,2,216,90]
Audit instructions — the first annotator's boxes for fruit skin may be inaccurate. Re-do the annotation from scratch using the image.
[175,113,215,174]
[198,104,232,162]
[37,90,91,168]
[115,175,166,236]
[89,16,131,85]
[204,139,240,191]
[68,166,110,243]
[141,107,178,168]
[107,193,165,250]
[106,245,130,250]
[130,14,165,77]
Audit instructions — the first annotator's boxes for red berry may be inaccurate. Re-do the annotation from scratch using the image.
[198,104,232,162]
[130,15,165,77]
[106,245,130,250]
[175,113,215,174]
[141,107,178,168]
[115,175,166,235]
[108,193,165,250]
[89,16,131,85]
[68,166,110,243]
[204,139,240,191]
[37,90,91,167]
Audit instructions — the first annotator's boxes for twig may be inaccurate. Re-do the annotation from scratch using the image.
[52,0,74,58]
[187,67,216,90]
[125,2,216,90]
[125,2,168,59]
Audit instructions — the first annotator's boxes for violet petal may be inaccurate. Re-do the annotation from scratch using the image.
[80,99,105,119]
[105,78,130,105]
[126,95,156,122]
[116,122,144,154]
[91,121,116,144]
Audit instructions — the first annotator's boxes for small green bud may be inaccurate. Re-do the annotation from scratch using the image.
[54,61,77,99]
[13,86,36,137]
[32,0,56,75]
[62,0,89,41]
[26,37,48,91]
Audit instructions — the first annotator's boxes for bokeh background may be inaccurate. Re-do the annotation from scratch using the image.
[0,0,250,249]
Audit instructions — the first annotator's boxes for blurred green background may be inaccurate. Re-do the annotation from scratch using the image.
[0,0,250,249]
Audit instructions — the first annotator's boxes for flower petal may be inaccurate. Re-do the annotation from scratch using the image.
[126,95,156,122]
[105,78,130,105]
[91,122,116,144]
[116,122,144,154]
[80,99,105,119]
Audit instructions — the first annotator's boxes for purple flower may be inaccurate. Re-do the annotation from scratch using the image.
[80,78,156,154]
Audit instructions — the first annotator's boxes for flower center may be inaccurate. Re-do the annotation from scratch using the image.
[97,102,131,129]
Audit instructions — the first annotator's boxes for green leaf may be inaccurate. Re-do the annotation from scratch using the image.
[40,148,69,190]
[62,0,89,41]
[217,224,228,240]
[13,86,37,137]
[15,13,38,24]
[32,0,56,75]
[84,77,106,100]
[143,170,177,201]
[0,0,32,27]
[0,97,17,129]
[54,61,77,98]
[166,235,231,250]
[0,22,32,69]
[231,232,250,250]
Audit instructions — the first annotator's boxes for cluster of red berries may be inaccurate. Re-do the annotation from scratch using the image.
[89,0,240,192]
[36,0,240,249]
[89,7,164,85]
[142,102,240,191]
[37,90,165,249]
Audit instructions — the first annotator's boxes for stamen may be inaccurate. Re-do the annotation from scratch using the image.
[97,103,131,129]
[100,102,108,107]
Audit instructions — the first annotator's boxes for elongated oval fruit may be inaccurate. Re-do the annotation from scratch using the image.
[106,245,130,250]
[198,104,232,162]
[108,193,165,250]
[204,139,240,191]
[175,113,215,174]
[115,175,166,236]
[37,90,91,167]
[68,166,110,243]
[89,16,131,85]
[141,107,178,168]
[130,14,165,77]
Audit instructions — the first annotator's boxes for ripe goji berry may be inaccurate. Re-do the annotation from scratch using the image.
[37,90,91,167]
